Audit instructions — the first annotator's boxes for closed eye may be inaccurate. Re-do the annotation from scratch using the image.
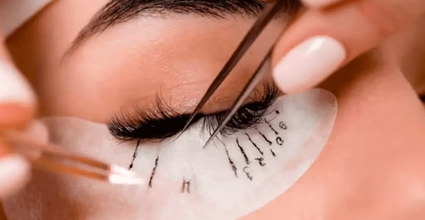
[107,82,279,143]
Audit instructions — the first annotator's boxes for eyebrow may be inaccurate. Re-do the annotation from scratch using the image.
[70,0,301,50]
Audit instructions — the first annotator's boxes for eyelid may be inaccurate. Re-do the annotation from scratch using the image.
[107,83,279,142]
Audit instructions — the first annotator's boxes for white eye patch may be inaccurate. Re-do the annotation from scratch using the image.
[3,89,337,220]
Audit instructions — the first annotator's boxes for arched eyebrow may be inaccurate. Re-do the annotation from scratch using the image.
[68,0,301,52]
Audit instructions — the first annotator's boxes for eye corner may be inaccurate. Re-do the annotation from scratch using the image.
[420,94,425,103]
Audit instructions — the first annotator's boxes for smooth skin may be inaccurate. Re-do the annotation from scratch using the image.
[272,0,425,94]
[0,0,424,219]
[244,50,425,220]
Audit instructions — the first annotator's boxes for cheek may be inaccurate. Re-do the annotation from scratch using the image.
[240,53,425,220]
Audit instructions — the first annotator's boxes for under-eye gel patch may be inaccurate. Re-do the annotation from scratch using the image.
[4,88,337,220]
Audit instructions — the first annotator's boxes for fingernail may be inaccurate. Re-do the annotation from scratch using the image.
[273,36,346,94]
[0,155,30,198]
[302,0,342,8]
[0,61,35,105]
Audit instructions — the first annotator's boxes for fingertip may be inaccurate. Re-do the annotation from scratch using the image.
[272,36,346,94]
[0,155,30,198]
[0,103,36,129]
[0,59,36,128]
[0,60,35,101]
[0,60,36,128]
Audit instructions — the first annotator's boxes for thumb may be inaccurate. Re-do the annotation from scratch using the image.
[271,0,425,94]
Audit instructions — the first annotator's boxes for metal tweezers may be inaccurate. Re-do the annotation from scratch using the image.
[3,130,144,185]
[181,1,304,147]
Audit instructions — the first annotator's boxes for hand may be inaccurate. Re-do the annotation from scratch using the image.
[0,33,37,198]
[271,0,425,94]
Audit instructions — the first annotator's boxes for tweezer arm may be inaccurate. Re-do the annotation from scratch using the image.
[203,6,306,146]
[2,130,144,185]
[179,0,289,134]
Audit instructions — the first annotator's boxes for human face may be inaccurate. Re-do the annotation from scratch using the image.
[3,0,425,219]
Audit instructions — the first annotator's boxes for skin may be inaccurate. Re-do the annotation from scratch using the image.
[6,0,286,121]
[384,16,425,95]
[271,0,425,94]
[246,51,425,219]
[1,0,425,219]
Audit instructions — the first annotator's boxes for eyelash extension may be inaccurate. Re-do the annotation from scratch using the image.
[202,84,278,135]
[107,83,279,143]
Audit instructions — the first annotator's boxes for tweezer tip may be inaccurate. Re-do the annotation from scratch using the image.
[109,175,145,185]
[181,114,197,133]
[172,113,197,142]
[109,165,145,185]
[203,132,219,149]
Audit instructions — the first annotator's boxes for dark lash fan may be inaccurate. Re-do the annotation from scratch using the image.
[108,83,279,143]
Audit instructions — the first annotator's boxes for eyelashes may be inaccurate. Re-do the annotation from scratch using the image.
[201,83,278,135]
[107,83,279,143]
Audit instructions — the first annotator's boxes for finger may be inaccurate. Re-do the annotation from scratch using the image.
[272,0,425,94]
[0,154,30,198]
[0,34,36,129]
[0,31,38,198]
[0,120,48,199]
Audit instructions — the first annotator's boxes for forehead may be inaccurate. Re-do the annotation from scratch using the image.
[60,16,284,117]
[8,0,288,122]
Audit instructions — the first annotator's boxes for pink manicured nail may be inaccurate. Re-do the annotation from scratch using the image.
[273,36,346,94]
[302,0,343,8]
